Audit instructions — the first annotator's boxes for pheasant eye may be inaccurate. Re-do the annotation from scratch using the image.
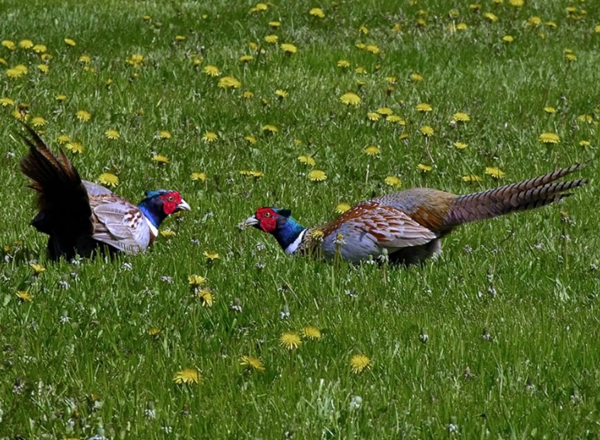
[168,196,174,202]
[263,212,271,218]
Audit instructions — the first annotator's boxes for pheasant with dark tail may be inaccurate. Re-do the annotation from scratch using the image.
[18,124,191,260]
[245,164,588,265]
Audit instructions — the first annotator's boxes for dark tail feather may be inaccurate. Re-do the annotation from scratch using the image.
[18,124,93,259]
[445,164,588,226]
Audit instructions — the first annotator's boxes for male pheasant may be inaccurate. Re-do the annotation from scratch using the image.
[245,164,587,265]
[19,125,191,260]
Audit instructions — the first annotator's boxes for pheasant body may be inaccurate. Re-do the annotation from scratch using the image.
[246,164,587,265]
[18,125,190,260]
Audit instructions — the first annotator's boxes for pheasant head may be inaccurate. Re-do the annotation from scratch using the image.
[245,207,307,254]
[138,190,191,230]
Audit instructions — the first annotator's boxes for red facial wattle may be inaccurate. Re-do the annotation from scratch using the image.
[256,207,277,233]
[160,192,182,215]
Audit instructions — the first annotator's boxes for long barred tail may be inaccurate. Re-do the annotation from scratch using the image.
[445,163,588,226]
[18,124,92,258]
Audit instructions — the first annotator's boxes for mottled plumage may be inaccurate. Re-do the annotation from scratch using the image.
[245,164,587,265]
[18,124,190,260]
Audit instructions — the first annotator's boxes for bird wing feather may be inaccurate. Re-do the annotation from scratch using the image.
[89,196,151,254]
[320,203,438,262]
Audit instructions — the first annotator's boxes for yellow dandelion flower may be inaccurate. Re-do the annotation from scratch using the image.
[218,76,241,88]
[240,170,264,178]
[242,91,254,99]
[416,103,432,112]
[384,176,402,187]
[302,326,322,339]
[203,251,220,260]
[350,354,371,374]
[418,163,432,172]
[528,16,542,27]
[340,92,361,106]
[509,0,524,6]
[30,116,47,127]
[359,25,369,35]
[579,140,591,147]
[416,18,427,27]
[367,112,381,121]
[64,38,76,46]
[7,68,25,79]
[244,135,257,144]
[366,44,380,54]
[2,40,16,50]
[262,124,278,133]
[485,167,505,179]
[399,133,409,140]
[197,289,214,307]
[595,25,600,34]
[240,356,265,372]
[250,2,269,13]
[337,59,350,68]
[410,73,424,82]
[18,39,34,49]
[275,89,288,99]
[308,170,327,181]
[355,66,367,74]
[539,132,560,144]
[65,142,84,154]
[55,94,67,102]
[565,53,577,62]
[280,332,302,350]
[265,35,279,44]
[192,56,203,66]
[203,65,220,76]
[420,126,434,136]
[456,22,468,30]
[148,327,161,336]
[37,64,49,73]
[189,275,206,286]
[125,54,144,66]
[41,54,52,62]
[386,115,405,124]
[0,97,14,107]
[454,142,468,150]
[281,43,297,54]
[544,107,556,114]
[309,8,325,18]
[12,108,28,121]
[392,23,402,33]
[156,130,171,140]
[545,21,557,28]
[98,173,119,187]
[364,145,381,156]
[298,155,316,166]
[175,35,186,41]
[173,368,201,385]
[76,110,91,122]
[452,112,470,122]
[191,172,207,182]
[239,55,253,63]
[105,129,120,140]
[17,291,33,302]
[335,203,351,214]
[160,229,176,238]
[484,12,498,22]
[376,107,393,116]
[79,54,91,64]
[57,134,71,144]
[202,131,218,142]
[462,174,483,182]
[578,114,593,124]
[29,263,46,275]
[502,35,514,43]
[152,155,169,164]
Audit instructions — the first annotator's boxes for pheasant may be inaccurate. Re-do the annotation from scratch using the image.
[245,164,588,265]
[18,125,191,260]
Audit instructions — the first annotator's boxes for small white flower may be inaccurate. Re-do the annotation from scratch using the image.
[349,395,363,410]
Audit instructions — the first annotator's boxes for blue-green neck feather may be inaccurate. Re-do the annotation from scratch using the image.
[273,216,307,250]
[138,191,168,229]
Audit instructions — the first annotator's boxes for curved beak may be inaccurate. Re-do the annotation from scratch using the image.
[176,199,191,212]
[244,215,259,227]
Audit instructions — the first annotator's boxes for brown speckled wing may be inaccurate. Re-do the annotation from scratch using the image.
[310,201,438,262]
[88,192,152,254]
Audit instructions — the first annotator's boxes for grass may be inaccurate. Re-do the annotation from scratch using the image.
[1,0,599,438]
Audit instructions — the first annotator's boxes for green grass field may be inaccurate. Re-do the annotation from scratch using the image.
[1,0,599,438]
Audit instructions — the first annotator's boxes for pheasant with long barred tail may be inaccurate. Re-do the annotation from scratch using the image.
[18,125,191,260]
[245,164,587,265]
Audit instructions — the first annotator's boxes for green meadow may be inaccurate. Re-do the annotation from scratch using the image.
[1,0,599,438]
